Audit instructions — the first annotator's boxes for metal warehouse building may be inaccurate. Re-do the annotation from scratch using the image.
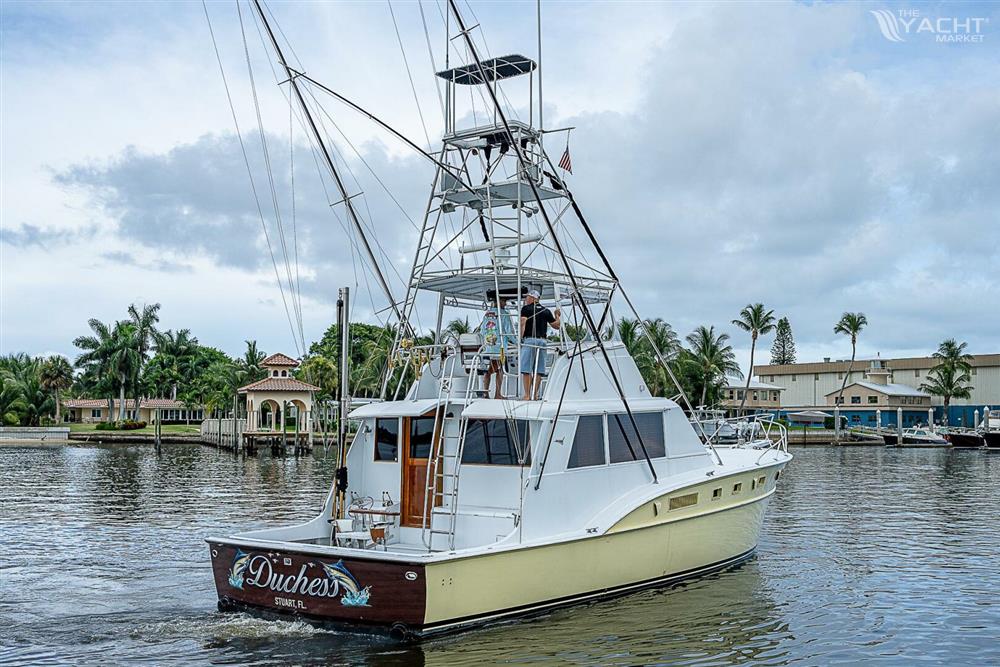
[754,353,1000,427]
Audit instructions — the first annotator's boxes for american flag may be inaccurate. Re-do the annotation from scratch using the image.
[558,145,573,174]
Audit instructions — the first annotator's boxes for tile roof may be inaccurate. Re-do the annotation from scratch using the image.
[262,353,299,367]
[237,376,319,393]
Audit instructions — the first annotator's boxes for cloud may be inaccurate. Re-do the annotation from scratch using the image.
[3,0,999,365]
[1,223,96,248]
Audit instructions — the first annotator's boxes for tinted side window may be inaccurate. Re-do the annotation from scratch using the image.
[410,416,436,458]
[608,412,665,463]
[462,419,530,465]
[568,415,606,468]
[374,418,398,461]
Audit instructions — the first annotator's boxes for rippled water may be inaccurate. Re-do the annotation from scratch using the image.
[1,442,998,666]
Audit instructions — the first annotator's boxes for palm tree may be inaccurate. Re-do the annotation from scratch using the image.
[640,318,680,397]
[17,371,54,426]
[921,365,972,425]
[445,317,471,339]
[731,303,777,414]
[833,312,868,405]
[0,372,27,425]
[74,318,118,421]
[128,303,160,410]
[924,339,974,425]
[932,338,973,374]
[685,325,743,406]
[39,355,74,423]
[241,340,267,382]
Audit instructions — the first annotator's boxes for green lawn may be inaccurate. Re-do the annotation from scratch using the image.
[68,423,202,435]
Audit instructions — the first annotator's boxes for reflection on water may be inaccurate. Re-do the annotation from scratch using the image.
[1,443,998,666]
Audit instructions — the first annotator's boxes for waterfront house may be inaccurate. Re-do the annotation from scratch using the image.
[61,398,205,424]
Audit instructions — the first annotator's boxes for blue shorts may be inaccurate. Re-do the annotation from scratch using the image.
[519,338,548,375]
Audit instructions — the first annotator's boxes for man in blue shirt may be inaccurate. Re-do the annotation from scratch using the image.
[519,290,561,400]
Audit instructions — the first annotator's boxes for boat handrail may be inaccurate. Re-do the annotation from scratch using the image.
[696,413,788,455]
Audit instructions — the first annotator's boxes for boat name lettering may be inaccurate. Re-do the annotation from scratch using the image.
[228,549,372,606]
[274,596,307,610]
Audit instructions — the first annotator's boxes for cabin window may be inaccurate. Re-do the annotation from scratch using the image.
[868,395,878,404]
[751,478,757,490]
[607,412,665,463]
[568,415,606,468]
[374,418,399,462]
[712,487,722,500]
[462,419,531,465]
[757,475,766,487]
[410,416,436,459]
[669,493,698,510]
[851,396,861,404]
[733,482,743,494]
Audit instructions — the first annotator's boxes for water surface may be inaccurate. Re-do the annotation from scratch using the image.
[1,443,998,665]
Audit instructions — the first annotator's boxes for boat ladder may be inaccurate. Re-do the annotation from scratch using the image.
[421,350,481,552]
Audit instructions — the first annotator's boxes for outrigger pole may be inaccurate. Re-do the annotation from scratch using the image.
[445,0,658,483]
[252,0,403,323]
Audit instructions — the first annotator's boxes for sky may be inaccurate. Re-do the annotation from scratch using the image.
[2,0,998,377]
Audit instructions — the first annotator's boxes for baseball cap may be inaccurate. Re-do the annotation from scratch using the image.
[527,289,540,299]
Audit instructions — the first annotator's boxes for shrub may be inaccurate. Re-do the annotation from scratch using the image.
[120,420,146,430]
[95,421,117,431]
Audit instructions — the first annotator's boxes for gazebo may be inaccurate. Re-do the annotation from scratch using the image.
[238,353,319,449]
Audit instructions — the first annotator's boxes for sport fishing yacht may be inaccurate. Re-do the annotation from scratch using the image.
[207,0,791,637]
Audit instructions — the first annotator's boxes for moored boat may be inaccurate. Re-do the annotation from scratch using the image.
[945,429,985,449]
[206,0,791,637]
[884,427,950,447]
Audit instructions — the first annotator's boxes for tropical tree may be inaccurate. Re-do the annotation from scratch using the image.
[73,318,119,421]
[833,312,868,405]
[240,340,267,383]
[147,328,198,399]
[18,371,55,426]
[640,318,680,397]
[563,324,587,342]
[299,355,338,399]
[127,302,160,409]
[684,325,743,406]
[732,303,777,414]
[770,317,796,365]
[923,339,974,425]
[932,338,973,375]
[921,365,972,425]
[39,355,74,423]
[445,317,472,339]
[0,372,27,425]
[108,322,141,421]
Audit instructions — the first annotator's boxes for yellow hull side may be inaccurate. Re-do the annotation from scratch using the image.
[424,467,780,626]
